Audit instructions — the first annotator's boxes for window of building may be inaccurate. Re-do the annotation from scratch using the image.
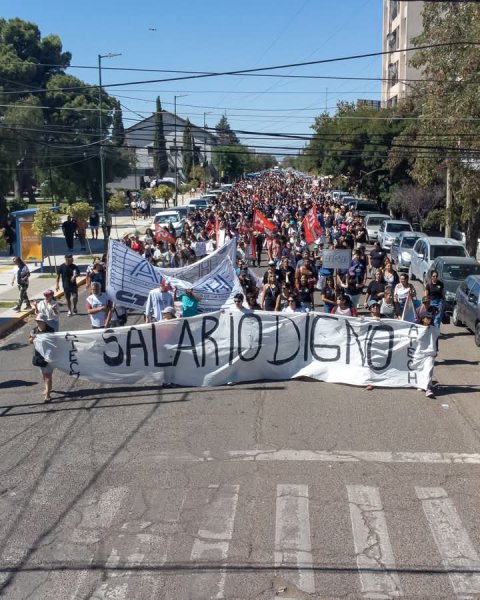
[388,61,399,87]
[387,96,398,108]
[387,28,398,52]
[390,0,399,22]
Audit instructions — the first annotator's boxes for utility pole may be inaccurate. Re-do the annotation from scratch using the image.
[98,52,121,246]
[445,161,452,238]
[173,94,187,206]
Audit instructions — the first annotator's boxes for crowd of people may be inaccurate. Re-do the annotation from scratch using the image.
[24,170,443,400]
[119,171,444,325]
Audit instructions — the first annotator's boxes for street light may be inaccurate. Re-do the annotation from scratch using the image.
[98,52,121,245]
[173,94,188,206]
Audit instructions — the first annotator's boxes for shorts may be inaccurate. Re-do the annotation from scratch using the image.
[40,363,54,375]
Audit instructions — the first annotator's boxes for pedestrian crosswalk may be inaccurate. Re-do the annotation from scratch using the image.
[18,481,480,599]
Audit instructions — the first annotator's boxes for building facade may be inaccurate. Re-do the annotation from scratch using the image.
[381,0,424,107]
[112,111,218,190]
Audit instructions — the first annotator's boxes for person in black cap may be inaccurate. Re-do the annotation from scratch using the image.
[56,254,80,316]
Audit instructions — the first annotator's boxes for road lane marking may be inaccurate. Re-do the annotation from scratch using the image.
[416,487,480,597]
[155,449,480,465]
[190,484,239,599]
[275,484,315,598]
[347,485,402,599]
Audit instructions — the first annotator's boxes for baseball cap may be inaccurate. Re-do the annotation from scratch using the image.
[35,312,48,323]
[421,311,433,319]
[367,299,380,308]
[162,306,175,315]
[65,253,73,259]
[422,296,431,303]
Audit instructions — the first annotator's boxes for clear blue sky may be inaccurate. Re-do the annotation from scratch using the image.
[3,0,383,157]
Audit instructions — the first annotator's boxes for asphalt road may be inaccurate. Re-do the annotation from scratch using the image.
[1,287,480,599]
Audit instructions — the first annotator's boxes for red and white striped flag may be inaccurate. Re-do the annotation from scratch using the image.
[303,204,324,244]
[253,209,276,237]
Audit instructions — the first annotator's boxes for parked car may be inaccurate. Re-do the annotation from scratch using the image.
[150,210,183,233]
[453,275,480,346]
[348,199,379,216]
[409,237,469,286]
[390,231,428,271]
[187,198,209,210]
[426,257,480,311]
[377,219,413,250]
[364,213,390,242]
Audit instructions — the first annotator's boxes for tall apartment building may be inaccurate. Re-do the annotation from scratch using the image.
[381,0,424,107]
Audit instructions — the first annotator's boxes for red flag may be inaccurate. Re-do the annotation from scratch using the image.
[253,209,276,237]
[303,204,324,244]
[155,225,176,245]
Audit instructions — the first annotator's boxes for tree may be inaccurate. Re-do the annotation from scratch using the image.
[111,100,125,147]
[182,119,195,180]
[399,2,480,254]
[32,207,61,270]
[215,115,239,146]
[152,96,168,178]
[213,145,247,181]
[300,103,412,203]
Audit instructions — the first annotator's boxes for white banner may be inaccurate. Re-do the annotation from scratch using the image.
[167,257,244,313]
[35,312,437,389]
[107,238,237,310]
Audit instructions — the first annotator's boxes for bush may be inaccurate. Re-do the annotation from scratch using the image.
[8,198,28,213]
[108,191,126,214]
[32,207,61,237]
[67,201,93,220]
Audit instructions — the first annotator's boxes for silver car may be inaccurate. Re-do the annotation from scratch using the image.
[377,219,413,250]
[390,231,427,271]
[453,275,480,346]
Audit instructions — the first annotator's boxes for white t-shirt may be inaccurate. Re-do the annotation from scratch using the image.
[86,292,109,328]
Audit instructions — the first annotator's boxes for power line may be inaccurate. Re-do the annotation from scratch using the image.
[0,42,477,96]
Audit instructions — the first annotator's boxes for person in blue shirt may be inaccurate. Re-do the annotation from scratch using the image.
[175,288,201,317]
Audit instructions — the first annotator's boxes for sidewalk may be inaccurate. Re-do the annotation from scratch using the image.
[0,193,196,338]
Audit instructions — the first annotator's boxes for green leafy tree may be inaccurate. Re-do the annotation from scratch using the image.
[213,145,247,181]
[394,2,480,254]
[111,100,125,147]
[32,207,61,269]
[301,103,411,204]
[215,115,239,145]
[152,96,168,178]
[182,119,195,180]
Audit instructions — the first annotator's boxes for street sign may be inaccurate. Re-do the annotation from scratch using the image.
[321,249,351,270]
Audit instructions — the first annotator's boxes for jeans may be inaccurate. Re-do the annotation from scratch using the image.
[429,299,444,328]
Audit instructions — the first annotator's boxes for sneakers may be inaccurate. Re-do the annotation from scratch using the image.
[425,389,435,398]
[366,384,374,391]
[73,308,78,314]
[13,307,21,312]
[67,311,72,317]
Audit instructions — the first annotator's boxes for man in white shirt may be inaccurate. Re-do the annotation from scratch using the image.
[86,282,112,329]
[144,281,174,323]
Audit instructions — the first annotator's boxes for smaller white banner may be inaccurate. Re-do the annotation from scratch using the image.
[322,249,352,270]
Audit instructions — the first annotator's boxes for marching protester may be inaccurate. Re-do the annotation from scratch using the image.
[29,312,55,402]
[11,256,31,312]
[144,280,175,323]
[424,270,445,328]
[33,290,60,331]
[86,281,112,329]
[394,272,416,316]
[56,254,80,316]
[175,287,201,317]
